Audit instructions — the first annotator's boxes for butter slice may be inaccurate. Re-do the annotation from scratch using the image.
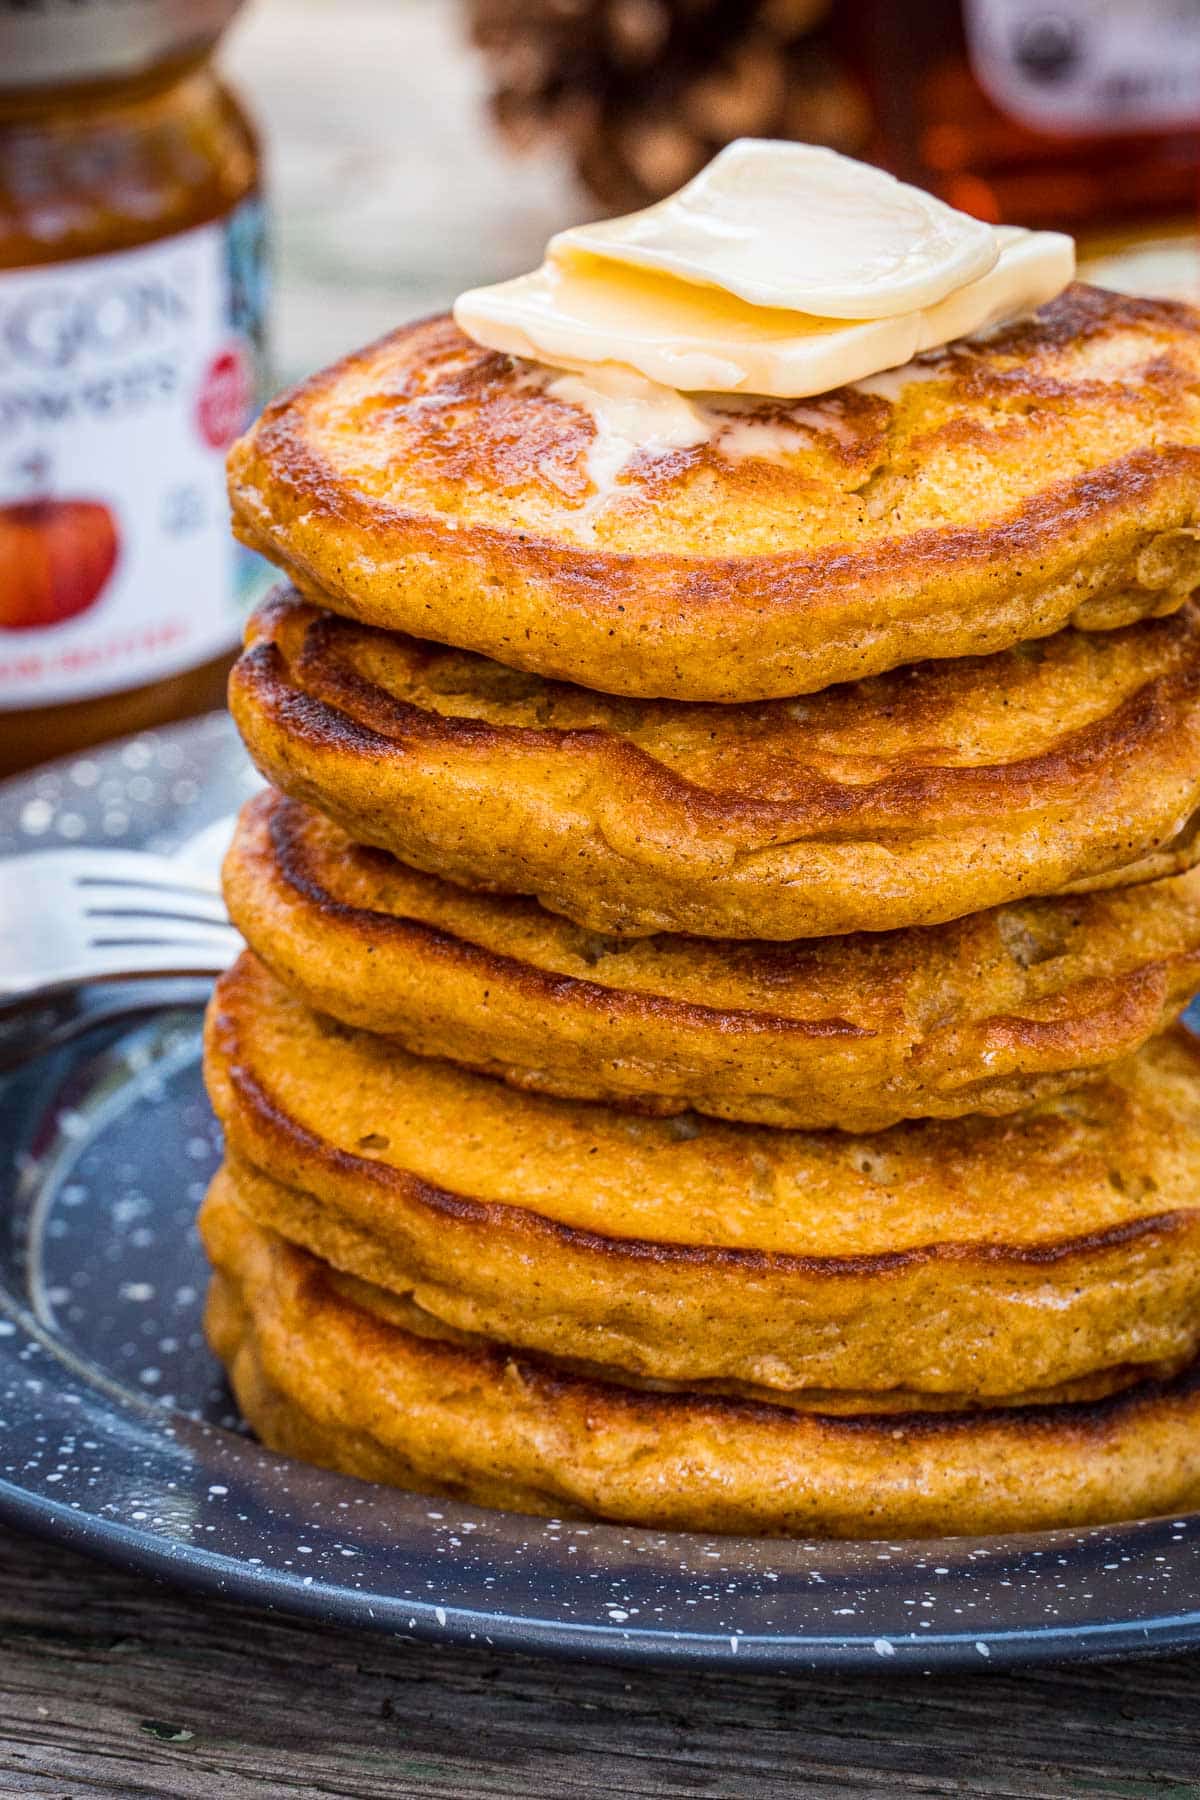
[454,226,1075,399]
[549,140,1000,319]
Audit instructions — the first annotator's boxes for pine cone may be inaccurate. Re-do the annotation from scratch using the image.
[465,0,870,213]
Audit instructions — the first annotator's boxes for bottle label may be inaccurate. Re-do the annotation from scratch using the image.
[0,199,270,709]
[965,0,1200,134]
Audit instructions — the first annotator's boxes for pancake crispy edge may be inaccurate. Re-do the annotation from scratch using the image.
[317,1245,1175,1417]
[227,288,1200,703]
[230,593,1200,939]
[201,1179,1200,1539]
[203,954,1200,1398]
[225,790,1200,1131]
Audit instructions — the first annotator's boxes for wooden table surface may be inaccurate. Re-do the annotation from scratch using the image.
[3,1522,1200,1797]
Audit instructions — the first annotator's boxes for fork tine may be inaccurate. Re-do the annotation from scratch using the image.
[82,895,231,927]
[87,923,241,951]
[51,846,223,891]
[1,851,223,905]
[90,945,236,974]
[75,872,224,901]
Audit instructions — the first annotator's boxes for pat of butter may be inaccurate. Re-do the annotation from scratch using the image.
[454,141,1075,399]
[549,141,1000,319]
[455,225,1075,400]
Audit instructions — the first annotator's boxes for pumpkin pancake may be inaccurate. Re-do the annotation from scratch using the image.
[201,1181,1200,1538]
[230,593,1200,939]
[225,790,1200,1131]
[226,288,1200,704]
[204,954,1200,1399]
[214,1162,1175,1420]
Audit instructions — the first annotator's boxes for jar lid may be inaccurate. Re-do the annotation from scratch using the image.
[0,0,245,90]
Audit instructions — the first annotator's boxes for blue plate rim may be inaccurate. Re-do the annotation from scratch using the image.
[6,1479,1200,1671]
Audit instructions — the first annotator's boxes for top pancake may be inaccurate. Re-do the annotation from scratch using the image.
[228,286,1200,702]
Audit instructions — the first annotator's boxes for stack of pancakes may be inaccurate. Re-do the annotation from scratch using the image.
[203,286,1200,1537]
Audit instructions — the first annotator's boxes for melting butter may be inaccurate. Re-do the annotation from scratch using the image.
[537,304,1037,537]
[544,367,711,534]
[457,223,1074,401]
[540,368,851,538]
[454,142,1074,401]
[459,252,922,398]
[549,140,1000,319]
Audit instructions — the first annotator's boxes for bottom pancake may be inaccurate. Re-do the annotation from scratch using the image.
[201,1176,1200,1540]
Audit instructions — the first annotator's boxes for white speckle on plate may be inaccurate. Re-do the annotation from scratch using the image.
[19,798,53,836]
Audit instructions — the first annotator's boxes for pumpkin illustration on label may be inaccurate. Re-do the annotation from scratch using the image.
[0,498,120,632]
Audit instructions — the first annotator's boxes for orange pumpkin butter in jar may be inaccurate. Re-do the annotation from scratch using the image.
[0,0,270,777]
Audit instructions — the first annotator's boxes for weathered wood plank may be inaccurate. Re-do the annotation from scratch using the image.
[1,1526,1199,1798]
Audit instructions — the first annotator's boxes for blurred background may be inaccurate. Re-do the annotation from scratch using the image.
[1,0,1197,774]
[223,0,586,384]
[223,0,1199,382]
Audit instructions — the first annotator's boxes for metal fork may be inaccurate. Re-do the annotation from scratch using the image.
[0,846,241,1003]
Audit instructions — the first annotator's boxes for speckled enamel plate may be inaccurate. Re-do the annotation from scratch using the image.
[3,716,1200,1672]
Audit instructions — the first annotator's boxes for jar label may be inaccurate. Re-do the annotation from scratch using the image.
[0,200,271,709]
[965,0,1200,135]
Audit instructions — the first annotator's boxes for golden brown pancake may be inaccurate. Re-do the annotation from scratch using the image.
[226,288,1200,703]
[202,1180,1200,1538]
[231,593,1200,940]
[204,954,1200,1399]
[214,1161,1173,1420]
[226,789,1200,1131]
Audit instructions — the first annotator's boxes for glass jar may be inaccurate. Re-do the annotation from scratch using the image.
[849,0,1199,241]
[0,0,269,777]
